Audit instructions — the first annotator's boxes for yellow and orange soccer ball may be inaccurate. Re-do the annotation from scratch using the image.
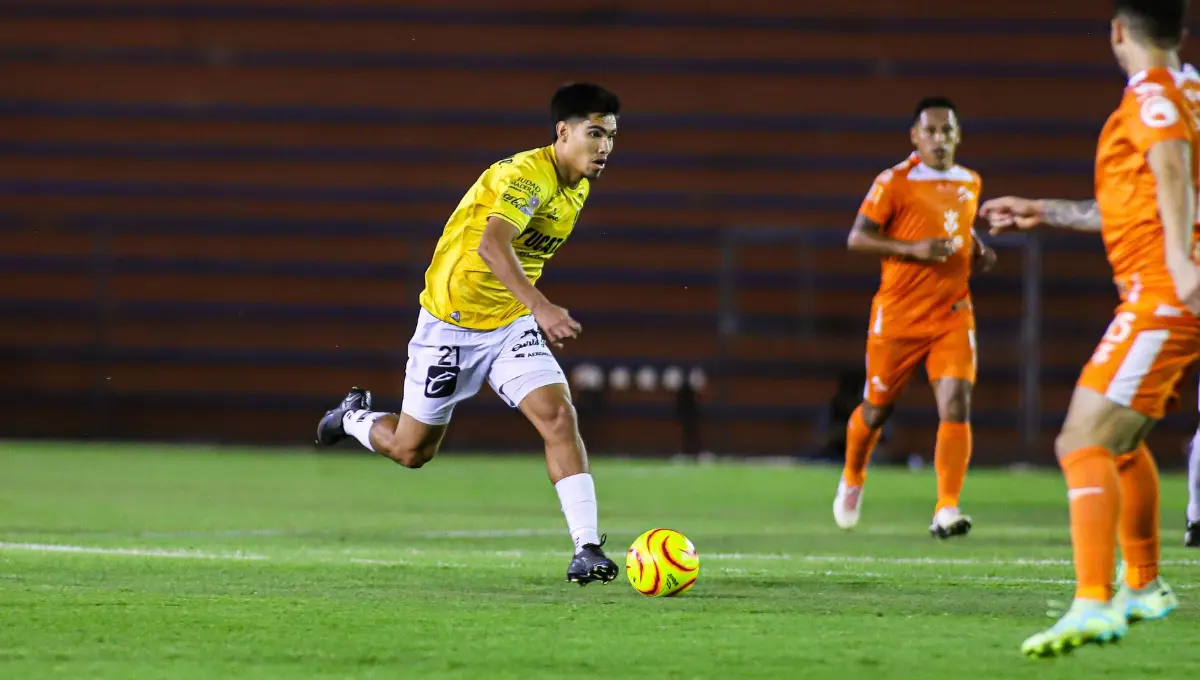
[625,528,700,597]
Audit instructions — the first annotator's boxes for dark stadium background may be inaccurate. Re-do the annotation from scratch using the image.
[6,0,1200,467]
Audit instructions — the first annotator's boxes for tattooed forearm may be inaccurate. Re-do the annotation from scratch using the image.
[1041,199,1101,231]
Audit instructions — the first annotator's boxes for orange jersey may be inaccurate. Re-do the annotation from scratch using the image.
[857,153,982,338]
[1096,67,1200,311]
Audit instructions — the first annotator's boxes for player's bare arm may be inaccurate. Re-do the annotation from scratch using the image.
[847,213,956,263]
[1041,199,1102,231]
[980,197,1101,233]
[1147,138,1200,313]
[477,216,582,344]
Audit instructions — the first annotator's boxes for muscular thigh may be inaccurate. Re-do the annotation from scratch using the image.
[1077,305,1200,421]
[926,322,977,386]
[863,334,932,407]
[1058,385,1155,457]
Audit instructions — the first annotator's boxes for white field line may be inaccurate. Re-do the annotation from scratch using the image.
[4,541,1200,570]
[423,529,565,539]
[0,524,1068,541]
[3,542,1198,590]
[421,525,1067,539]
[136,529,296,538]
[0,542,268,560]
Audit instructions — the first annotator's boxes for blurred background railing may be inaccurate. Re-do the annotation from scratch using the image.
[3,0,1199,466]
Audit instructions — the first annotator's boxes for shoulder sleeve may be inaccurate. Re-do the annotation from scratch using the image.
[1127,86,1193,152]
[486,158,552,231]
[858,169,899,227]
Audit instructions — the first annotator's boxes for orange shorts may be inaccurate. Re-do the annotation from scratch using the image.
[1077,302,1200,419]
[862,321,977,407]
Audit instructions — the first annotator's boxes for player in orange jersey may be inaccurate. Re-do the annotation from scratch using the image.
[982,0,1197,657]
[985,59,1200,551]
[833,96,996,539]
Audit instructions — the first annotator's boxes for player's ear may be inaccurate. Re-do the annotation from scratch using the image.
[555,120,568,143]
[1110,18,1124,46]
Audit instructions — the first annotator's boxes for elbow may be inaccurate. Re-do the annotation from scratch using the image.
[477,236,500,267]
[846,231,865,251]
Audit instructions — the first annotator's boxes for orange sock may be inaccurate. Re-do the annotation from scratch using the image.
[1060,446,1121,602]
[934,421,972,512]
[842,406,881,487]
[1116,444,1159,590]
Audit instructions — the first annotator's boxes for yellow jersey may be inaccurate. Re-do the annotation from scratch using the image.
[418,145,589,330]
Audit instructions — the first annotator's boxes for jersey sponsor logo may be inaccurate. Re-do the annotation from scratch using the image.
[866,170,893,204]
[943,209,960,235]
[515,226,566,257]
[1140,96,1181,128]
[424,365,460,398]
[957,186,976,203]
[943,209,965,251]
[509,177,543,197]
[501,192,541,217]
[521,195,541,216]
[510,328,547,354]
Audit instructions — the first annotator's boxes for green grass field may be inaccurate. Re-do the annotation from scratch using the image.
[1,441,1196,679]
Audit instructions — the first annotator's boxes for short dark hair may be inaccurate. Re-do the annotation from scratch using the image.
[1115,0,1188,48]
[550,83,621,139]
[912,96,957,125]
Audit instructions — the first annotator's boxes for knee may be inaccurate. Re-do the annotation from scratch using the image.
[381,442,437,469]
[1055,426,1138,461]
[1055,422,1114,460]
[860,402,892,429]
[940,395,971,423]
[398,448,435,469]
[535,401,580,444]
[936,383,971,423]
[1053,431,1077,461]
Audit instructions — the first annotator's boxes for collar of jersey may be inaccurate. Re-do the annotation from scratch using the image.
[1128,66,1182,87]
[904,152,968,181]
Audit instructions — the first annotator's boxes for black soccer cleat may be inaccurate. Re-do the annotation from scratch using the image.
[315,387,373,446]
[1186,520,1200,548]
[566,534,619,586]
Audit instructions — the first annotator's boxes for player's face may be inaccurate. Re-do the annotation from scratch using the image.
[559,114,618,181]
[910,109,961,170]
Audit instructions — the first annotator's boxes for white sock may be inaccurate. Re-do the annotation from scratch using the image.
[1188,429,1200,523]
[555,473,600,551]
[342,410,384,452]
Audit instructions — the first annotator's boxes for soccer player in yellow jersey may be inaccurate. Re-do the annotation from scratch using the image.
[315,83,621,585]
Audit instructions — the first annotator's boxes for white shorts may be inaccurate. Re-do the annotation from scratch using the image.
[400,308,567,425]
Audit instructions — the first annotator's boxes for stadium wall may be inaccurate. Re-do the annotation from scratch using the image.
[3,0,1199,466]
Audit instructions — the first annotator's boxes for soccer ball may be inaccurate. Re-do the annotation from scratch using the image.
[625,528,699,597]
